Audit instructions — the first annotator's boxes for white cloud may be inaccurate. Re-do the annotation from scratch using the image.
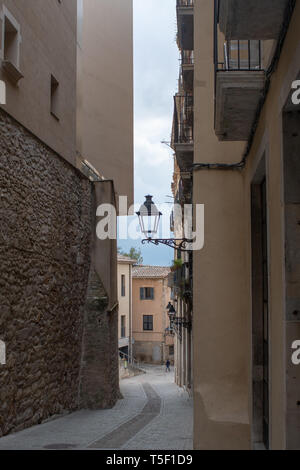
[135,116,172,167]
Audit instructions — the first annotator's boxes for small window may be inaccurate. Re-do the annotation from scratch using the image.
[1,8,23,84]
[140,287,154,300]
[121,315,126,338]
[4,15,18,66]
[50,74,59,120]
[121,275,126,297]
[169,345,174,355]
[143,315,153,331]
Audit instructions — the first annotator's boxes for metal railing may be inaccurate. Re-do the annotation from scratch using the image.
[214,0,262,73]
[173,94,194,145]
[169,262,191,292]
[218,40,262,71]
[177,0,194,7]
[181,50,194,65]
[214,0,263,130]
[119,350,141,369]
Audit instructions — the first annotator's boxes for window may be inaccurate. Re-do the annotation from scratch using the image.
[50,74,59,120]
[143,315,153,331]
[4,15,18,66]
[140,287,154,300]
[121,315,126,338]
[121,275,126,297]
[169,345,174,355]
[0,7,23,84]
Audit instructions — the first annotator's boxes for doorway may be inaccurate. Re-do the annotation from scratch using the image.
[251,161,270,449]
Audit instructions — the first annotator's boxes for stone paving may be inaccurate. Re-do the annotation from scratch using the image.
[0,365,193,450]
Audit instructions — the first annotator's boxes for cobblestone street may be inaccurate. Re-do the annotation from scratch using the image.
[0,365,193,450]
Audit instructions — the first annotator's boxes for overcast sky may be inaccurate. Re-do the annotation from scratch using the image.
[118,0,179,266]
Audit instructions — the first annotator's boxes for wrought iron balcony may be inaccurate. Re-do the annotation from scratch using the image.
[179,173,193,205]
[172,94,194,170]
[181,50,194,65]
[177,0,194,51]
[180,50,194,93]
[214,1,266,141]
[172,94,193,145]
[170,262,193,306]
[177,0,194,7]
[218,40,262,72]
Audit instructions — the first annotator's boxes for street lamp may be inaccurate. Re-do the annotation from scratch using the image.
[166,302,176,323]
[136,195,162,238]
[166,302,178,338]
[136,195,193,251]
[166,302,191,333]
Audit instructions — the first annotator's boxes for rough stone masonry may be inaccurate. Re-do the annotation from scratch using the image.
[0,108,119,437]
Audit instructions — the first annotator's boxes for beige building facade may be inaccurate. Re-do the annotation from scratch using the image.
[77,0,134,208]
[173,0,300,450]
[0,0,77,163]
[117,255,135,361]
[132,266,174,365]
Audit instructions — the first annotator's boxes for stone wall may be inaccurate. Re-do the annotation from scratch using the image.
[0,108,103,437]
[79,268,121,409]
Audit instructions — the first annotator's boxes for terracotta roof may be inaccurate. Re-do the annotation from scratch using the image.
[132,265,171,279]
[117,254,136,264]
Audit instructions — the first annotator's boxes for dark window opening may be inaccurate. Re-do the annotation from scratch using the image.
[251,171,269,450]
[4,16,18,66]
[143,315,153,331]
[121,315,126,338]
[51,74,59,120]
[121,274,126,297]
[140,287,154,300]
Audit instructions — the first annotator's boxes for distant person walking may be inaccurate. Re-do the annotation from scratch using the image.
[166,359,171,372]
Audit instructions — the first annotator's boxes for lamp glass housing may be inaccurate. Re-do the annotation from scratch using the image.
[136,195,162,238]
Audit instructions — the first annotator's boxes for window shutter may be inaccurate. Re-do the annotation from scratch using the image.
[150,288,154,300]
[140,287,144,300]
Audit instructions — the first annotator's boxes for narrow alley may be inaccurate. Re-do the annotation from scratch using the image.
[0,366,193,450]
[0,0,299,453]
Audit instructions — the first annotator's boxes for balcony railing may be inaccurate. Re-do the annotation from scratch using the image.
[214,0,263,74]
[217,40,262,72]
[177,0,194,7]
[171,262,192,301]
[177,0,194,51]
[214,0,266,141]
[181,50,194,65]
[173,94,194,145]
